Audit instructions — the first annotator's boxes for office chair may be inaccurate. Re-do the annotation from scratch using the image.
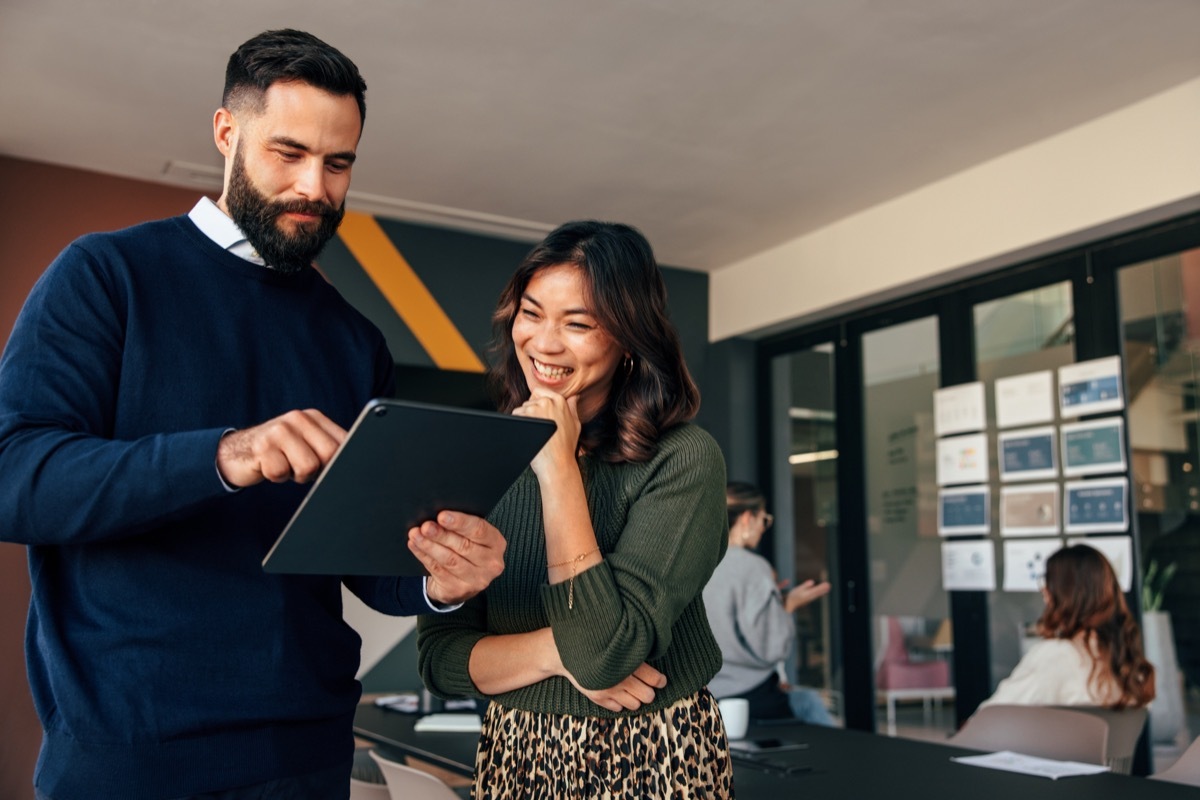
[368,748,462,800]
[349,776,392,800]
[1054,705,1147,775]
[1151,735,1200,786]
[948,704,1109,765]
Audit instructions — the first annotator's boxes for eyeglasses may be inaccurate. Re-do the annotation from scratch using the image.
[761,512,774,530]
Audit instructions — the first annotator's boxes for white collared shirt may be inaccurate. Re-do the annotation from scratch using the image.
[187,197,265,265]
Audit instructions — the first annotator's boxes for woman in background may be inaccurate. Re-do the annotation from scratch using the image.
[416,220,733,798]
[703,481,834,725]
[981,543,1155,709]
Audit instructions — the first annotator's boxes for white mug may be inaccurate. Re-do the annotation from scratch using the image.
[717,697,750,740]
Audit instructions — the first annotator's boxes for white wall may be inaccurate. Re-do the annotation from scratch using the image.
[710,77,1200,341]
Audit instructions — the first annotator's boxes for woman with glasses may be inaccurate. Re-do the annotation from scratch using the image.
[702,481,834,723]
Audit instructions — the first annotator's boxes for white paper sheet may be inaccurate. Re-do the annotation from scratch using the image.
[1002,538,1064,591]
[995,371,1055,429]
[935,382,987,436]
[951,750,1110,780]
[941,540,996,591]
[936,432,989,486]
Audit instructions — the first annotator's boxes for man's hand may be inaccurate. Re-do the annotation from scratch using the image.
[216,409,346,487]
[563,662,667,713]
[784,579,832,613]
[408,511,506,605]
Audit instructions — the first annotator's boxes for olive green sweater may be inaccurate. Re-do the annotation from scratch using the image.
[417,423,727,718]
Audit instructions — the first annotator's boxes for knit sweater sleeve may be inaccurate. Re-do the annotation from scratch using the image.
[543,424,728,690]
[0,239,229,545]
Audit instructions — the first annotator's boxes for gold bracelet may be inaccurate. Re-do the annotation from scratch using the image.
[548,547,600,609]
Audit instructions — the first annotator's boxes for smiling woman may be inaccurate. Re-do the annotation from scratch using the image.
[417,220,733,799]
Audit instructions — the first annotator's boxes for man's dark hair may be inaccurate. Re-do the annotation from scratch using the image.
[223,29,367,125]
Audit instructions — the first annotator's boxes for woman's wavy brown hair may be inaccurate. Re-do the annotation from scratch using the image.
[1038,544,1156,708]
[487,220,700,463]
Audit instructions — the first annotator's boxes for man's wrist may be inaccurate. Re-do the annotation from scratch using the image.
[422,577,463,613]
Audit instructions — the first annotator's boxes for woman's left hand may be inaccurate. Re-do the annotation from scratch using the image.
[563,662,667,713]
[512,388,581,478]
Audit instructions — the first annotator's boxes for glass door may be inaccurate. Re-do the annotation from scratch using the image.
[768,343,841,722]
[860,316,952,740]
[1118,247,1200,768]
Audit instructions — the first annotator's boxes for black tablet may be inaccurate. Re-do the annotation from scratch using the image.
[262,398,555,576]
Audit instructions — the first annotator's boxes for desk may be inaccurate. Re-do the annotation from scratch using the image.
[353,703,1195,799]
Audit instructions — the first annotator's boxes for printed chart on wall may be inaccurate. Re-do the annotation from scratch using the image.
[1064,477,1129,534]
[938,485,990,536]
[994,371,1055,430]
[998,426,1059,483]
[1058,356,1123,418]
[1002,538,1064,591]
[936,432,989,486]
[1000,483,1060,536]
[1061,417,1127,477]
[941,539,996,591]
[934,381,986,437]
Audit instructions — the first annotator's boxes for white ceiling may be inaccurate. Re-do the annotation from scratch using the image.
[3,0,1199,271]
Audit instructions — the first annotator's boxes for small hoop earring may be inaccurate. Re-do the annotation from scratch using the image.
[623,355,634,376]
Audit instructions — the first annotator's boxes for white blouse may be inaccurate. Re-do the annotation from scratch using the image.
[980,637,1120,708]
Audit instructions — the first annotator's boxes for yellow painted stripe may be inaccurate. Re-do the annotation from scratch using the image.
[338,211,485,372]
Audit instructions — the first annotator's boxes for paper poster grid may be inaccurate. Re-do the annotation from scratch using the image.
[994,371,1055,430]
[1060,417,1127,478]
[999,482,1060,537]
[936,432,989,486]
[938,485,990,536]
[997,425,1058,483]
[1066,535,1133,592]
[1002,538,1064,592]
[1058,356,1124,418]
[941,539,996,591]
[934,381,986,437]
[1063,477,1129,534]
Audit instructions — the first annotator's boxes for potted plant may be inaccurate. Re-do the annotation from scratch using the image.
[1142,559,1183,746]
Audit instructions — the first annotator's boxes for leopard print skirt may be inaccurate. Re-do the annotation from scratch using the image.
[472,688,734,799]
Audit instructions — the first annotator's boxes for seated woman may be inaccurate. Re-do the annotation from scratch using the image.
[702,481,835,724]
[981,543,1155,709]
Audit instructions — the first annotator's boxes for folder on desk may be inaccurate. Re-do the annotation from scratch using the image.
[262,398,555,576]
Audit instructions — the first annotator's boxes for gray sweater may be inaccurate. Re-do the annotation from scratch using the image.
[702,546,796,698]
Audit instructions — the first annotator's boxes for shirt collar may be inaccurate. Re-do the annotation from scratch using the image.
[188,197,265,265]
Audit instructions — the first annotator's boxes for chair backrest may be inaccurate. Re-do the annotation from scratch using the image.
[948,704,1109,765]
[349,777,392,800]
[368,749,463,800]
[1152,735,1200,786]
[1053,705,1147,775]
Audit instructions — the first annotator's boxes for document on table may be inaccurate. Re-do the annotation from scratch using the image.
[413,713,483,733]
[951,751,1111,779]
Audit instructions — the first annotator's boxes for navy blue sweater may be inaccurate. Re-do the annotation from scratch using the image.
[0,216,426,799]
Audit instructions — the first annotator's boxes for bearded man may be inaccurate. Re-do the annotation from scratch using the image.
[0,29,505,800]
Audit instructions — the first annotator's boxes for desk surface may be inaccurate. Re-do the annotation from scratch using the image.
[353,703,1196,798]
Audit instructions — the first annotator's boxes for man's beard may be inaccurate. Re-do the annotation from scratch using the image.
[225,147,345,275]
